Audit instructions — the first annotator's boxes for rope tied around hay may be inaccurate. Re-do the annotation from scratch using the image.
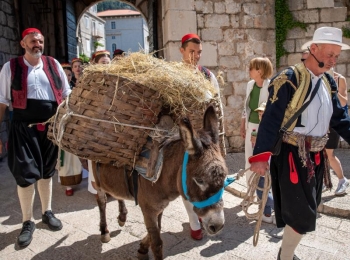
[235,168,271,247]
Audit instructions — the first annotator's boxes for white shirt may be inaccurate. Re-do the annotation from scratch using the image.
[0,56,71,106]
[294,70,332,137]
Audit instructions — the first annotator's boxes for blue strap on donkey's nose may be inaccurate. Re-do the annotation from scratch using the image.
[182,151,235,209]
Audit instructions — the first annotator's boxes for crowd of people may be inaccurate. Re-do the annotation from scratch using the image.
[1,26,350,260]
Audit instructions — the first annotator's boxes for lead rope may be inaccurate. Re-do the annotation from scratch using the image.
[235,168,271,246]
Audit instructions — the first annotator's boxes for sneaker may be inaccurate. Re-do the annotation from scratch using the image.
[17,220,35,247]
[334,179,350,196]
[262,214,275,224]
[42,211,63,231]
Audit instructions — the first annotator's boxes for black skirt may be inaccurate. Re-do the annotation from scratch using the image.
[270,142,324,234]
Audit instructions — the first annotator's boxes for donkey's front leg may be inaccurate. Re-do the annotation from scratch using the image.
[137,210,164,260]
[96,190,110,243]
[146,213,164,260]
[138,233,150,260]
[117,200,128,226]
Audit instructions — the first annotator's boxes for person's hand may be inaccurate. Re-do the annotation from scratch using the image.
[250,136,256,147]
[250,161,269,176]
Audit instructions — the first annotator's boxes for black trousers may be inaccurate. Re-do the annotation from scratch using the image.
[8,121,58,187]
[8,100,58,187]
[270,142,324,234]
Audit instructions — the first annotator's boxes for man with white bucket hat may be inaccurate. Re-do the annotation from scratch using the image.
[249,27,350,259]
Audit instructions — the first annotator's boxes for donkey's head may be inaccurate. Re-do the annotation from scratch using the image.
[179,105,229,236]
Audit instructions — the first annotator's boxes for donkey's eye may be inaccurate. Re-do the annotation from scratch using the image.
[193,177,208,191]
[195,178,204,185]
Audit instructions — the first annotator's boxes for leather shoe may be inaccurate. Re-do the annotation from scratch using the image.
[190,228,203,240]
[42,211,63,231]
[17,220,35,247]
[65,188,74,196]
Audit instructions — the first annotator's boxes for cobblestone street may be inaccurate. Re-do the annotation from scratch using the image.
[1,151,350,259]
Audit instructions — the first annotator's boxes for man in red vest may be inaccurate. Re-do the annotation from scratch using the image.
[0,28,71,247]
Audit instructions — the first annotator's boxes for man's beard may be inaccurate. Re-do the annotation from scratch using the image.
[26,46,43,58]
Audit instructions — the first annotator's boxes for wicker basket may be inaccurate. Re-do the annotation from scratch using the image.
[48,73,163,166]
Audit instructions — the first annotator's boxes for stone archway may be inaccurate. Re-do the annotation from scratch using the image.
[8,0,162,63]
[73,0,163,60]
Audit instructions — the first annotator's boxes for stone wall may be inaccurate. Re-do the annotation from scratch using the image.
[0,0,21,69]
[0,0,19,158]
[162,0,276,152]
[280,0,350,76]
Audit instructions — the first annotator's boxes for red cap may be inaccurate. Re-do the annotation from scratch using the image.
[22,28,42,39]
[71,58,83,65]
[181,33,200,44]
[61,63,71,69]
[113,49,125,56]
[92,50,110,60]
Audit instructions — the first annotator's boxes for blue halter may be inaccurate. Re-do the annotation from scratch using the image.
[182,151,235,209]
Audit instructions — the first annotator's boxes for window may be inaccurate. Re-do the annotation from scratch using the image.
[111,21,116,29]
[112,36,115,39]
[86,39,91,53]
[112,43,117,52]
[84,16,89,29]
[92,22,96,35]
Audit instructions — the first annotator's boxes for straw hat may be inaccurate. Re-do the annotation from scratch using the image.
[301,27,350,50]
[254,102,266,112]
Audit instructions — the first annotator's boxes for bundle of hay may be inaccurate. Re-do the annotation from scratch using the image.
[48,52,221,166]
[83,52,217,112]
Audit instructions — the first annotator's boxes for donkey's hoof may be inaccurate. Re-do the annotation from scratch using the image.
[118,219,126,227]
[101,233,111,243]
[118,215,127,227]
[137,251,149,260]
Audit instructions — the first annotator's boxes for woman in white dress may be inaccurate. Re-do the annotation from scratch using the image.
[58,63,84,196]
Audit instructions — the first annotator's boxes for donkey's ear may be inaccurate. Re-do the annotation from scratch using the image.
[203,105,219,144]
[179,117,203,155]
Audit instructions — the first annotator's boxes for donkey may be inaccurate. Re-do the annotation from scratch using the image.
[92,105,229,260]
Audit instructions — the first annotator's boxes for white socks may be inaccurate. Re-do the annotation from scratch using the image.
[17,177,53,222]
[37,177,52,214]
[17,185,35,222]
[280,225,303,260]
[182,197,201,231]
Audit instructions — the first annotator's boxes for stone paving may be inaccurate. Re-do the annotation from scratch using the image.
[0,150,350,260]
